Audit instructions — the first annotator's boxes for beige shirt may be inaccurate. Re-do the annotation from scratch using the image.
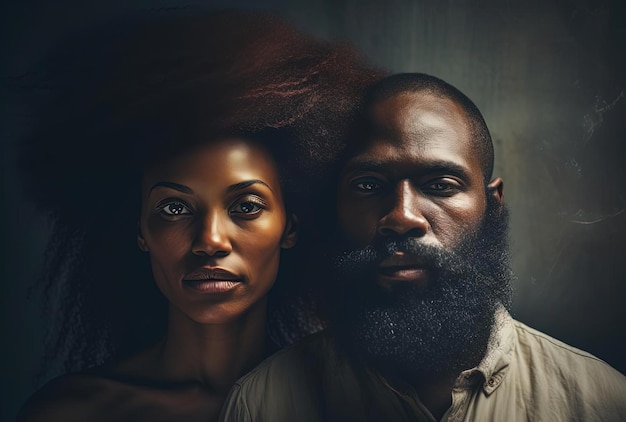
[220,309,626,421]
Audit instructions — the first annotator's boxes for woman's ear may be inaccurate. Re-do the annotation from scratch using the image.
[137,224,149,252]
[280,213,298,249]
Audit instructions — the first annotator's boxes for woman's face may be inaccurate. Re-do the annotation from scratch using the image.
[138,138,296,325]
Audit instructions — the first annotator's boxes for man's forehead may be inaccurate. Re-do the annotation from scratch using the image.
[369,91,468,138]
[348,92,470,156]
[340,91,483,179]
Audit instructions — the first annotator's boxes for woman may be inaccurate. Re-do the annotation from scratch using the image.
[17,10,378,421]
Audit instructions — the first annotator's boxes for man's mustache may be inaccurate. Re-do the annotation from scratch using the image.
[331,232,507,291]
[332,236,452,276]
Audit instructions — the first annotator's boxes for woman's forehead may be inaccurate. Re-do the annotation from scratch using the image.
[142,138,282,192]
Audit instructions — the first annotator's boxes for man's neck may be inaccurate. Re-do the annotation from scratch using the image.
[408,371,458,421]
[385,307,508,421]
[379,365,458,421]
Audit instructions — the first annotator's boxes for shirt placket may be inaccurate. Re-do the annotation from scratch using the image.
[378,373,437,421]
[441,371,481,422]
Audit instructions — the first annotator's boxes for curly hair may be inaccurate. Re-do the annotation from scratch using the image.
[18,10,381,377]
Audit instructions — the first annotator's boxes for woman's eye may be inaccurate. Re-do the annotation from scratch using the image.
[160,202,192,216]
[230,201,263,216]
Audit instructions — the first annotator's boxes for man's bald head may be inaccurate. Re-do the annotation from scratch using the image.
[357,73,494,183]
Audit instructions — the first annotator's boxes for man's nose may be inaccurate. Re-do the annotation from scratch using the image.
[377,180,430,237]
[191,211,232,257]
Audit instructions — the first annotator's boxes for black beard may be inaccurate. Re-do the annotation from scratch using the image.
[328,195,513,376]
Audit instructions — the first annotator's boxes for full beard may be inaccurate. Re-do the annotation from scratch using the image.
[329,196,513,376]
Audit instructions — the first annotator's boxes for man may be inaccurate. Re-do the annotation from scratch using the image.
[220,73,626,421]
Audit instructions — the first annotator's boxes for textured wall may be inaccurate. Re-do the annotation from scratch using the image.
[2,0,625,420]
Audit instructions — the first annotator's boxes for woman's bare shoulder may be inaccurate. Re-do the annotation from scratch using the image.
[17,372,122,422]
[17,364,224,422]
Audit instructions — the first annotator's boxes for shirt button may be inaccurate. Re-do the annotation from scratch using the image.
[487,377,496,386]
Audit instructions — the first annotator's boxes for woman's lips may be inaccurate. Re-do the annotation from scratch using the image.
[183,279,241,294]
[183,267,243,294]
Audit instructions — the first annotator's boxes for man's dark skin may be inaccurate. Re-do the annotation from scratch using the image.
[336,89,503,420]
[220,74,626,422]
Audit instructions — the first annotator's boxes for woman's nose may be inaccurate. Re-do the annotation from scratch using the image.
[191,211,232,257]
[377,180,430,238]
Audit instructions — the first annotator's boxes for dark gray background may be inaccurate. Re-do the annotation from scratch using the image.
[2,0,625,420]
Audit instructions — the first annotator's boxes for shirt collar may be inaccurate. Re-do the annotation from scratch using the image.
[374,305,516,396]
[455,304,514,394]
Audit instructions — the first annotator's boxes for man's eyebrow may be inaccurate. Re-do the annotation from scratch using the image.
[342,160,385,174]
[421,160,472,180]
[226,179,272,193]
[342,159,471,179]
[150,181,193,194]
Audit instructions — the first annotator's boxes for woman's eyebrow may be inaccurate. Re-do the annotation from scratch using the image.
[226,179,272,193]
[150,181,194,194]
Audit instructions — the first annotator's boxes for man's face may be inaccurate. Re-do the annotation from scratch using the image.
[338,92,502,290]
[332,91,509,374]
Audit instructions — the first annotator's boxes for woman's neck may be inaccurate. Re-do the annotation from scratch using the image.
[121,297,269,395]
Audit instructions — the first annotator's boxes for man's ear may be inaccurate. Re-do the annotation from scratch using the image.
[280,213,298,249]
[487,177,504,205]
[137,225,149,252]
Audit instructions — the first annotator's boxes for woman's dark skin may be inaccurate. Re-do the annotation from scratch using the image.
[16,10,380,420]
[18,139,297,422]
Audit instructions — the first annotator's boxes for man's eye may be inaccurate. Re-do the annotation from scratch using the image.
[430,183,451,190]
[230,200,264,216]
[351,178,384,193]
[160,202,192,216]
[423,180,460,194]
